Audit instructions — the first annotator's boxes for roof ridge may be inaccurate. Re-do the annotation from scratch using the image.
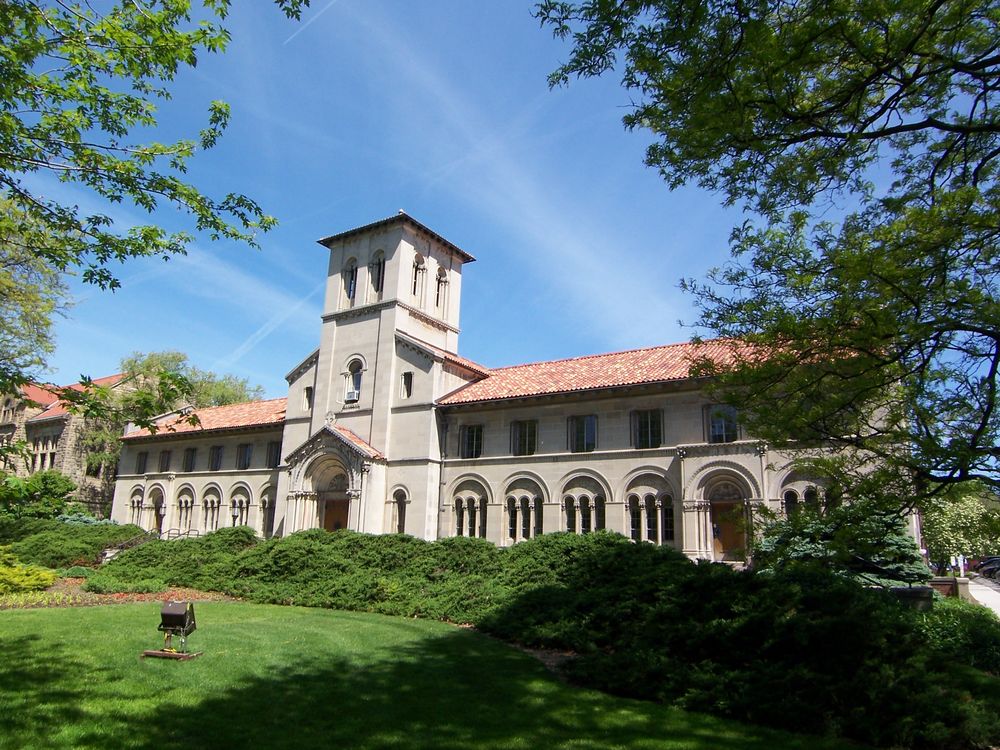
[487,337,724,372]
[187,396,287,412]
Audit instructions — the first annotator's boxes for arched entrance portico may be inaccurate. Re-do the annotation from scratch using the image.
[318,473,350,531]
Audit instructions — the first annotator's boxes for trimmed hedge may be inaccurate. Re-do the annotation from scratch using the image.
[97,527,1000,749]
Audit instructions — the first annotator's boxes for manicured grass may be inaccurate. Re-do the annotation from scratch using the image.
[0,603,866,750]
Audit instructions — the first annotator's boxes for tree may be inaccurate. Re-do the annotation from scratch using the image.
[77,350,264,489]
[537,1,1000,508]
[0,469,76,519]
[921,483,1000,570]
[0,0,309,402]
[119,351,264,407]
[0,201,70,390]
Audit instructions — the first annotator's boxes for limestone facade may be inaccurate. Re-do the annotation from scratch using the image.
[110,213,823,560]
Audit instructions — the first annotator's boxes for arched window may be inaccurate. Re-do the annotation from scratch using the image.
[177,490,194,532]
[435,268,448,310]
[644,494,658,543]
[661,496,674,541]
[454,494,487,538]
[411,254,426,301]
[626,482,671,545]
[803,487,819,511]
[628,495,641,541]
[344,258,358,304]
[783,489,799,516]
[345,360,363,403]
[130,491,144,527]
[261,493,275,539]
[507,497,517,540]
[580,497,592,534]
[369,251,385,299]
[565,497,576,533]
[203,492,221,531]
[231,490,250,526]
[393,489,407,534]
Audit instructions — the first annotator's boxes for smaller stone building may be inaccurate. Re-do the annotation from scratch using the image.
[1,374,127,513]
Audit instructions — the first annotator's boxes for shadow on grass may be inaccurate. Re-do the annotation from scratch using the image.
[0,618,813,750]
[0,635,90,737]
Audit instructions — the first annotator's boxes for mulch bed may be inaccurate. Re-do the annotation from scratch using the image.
[1,578,236,610]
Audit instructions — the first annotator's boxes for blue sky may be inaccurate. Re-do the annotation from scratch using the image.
[42,1,740,398]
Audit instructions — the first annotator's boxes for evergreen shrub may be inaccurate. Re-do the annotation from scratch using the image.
[0,548,57,592]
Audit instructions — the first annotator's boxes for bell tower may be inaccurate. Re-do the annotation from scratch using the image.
[302,211,475,448]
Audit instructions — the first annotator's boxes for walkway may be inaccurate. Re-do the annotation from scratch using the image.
[968,576,1000,618]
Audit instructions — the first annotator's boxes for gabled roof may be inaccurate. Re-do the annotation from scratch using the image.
[123,398,287,441]
[329,425,385,461]
[438,339,742,405]
[317,211,476,263]
[26,374,128,422]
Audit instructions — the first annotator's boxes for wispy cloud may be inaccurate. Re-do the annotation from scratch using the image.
[211,279,325,371]
[284,0,342,45]
[345,5,686,349]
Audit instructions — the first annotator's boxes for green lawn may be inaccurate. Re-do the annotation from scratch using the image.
[0,603,866,750]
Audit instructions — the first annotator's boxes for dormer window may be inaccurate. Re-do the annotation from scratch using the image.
[344,259,358,304]
[345,359,363,403]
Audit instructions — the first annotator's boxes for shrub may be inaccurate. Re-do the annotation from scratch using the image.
[0,548,57,593]
[83,574,166,594]
[918,596,1000,674]
[60,566,92,578]
[86,524,1000,749]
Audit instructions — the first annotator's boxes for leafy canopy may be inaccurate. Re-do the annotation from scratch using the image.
[1,0,309,291]
[537,0,1000,503]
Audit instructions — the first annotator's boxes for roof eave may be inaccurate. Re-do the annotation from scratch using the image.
[317,212,475,263]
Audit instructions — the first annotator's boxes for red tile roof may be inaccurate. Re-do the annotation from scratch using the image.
[123,398,287,440]
[332,425,385,461]
[26,374,128,422]
[438,339,742,405]
[19,384,60,408]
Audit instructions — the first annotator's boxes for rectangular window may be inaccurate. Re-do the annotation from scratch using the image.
[708,405,740,443]
[135,451,148,474]
[567,415,597,453]
[209,445,224,471]
[158,450,171,472]
[459,424,483,459]
[510,420,537,456]
[266,441,281,469]
[401,371,413,399]
[632,409,663,449]
[236,443,253,470]
[303,386,313,410]
[183,447,197,473]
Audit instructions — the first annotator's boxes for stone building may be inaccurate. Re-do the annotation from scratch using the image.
[110,213,822,560]
[2,374,127,512]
